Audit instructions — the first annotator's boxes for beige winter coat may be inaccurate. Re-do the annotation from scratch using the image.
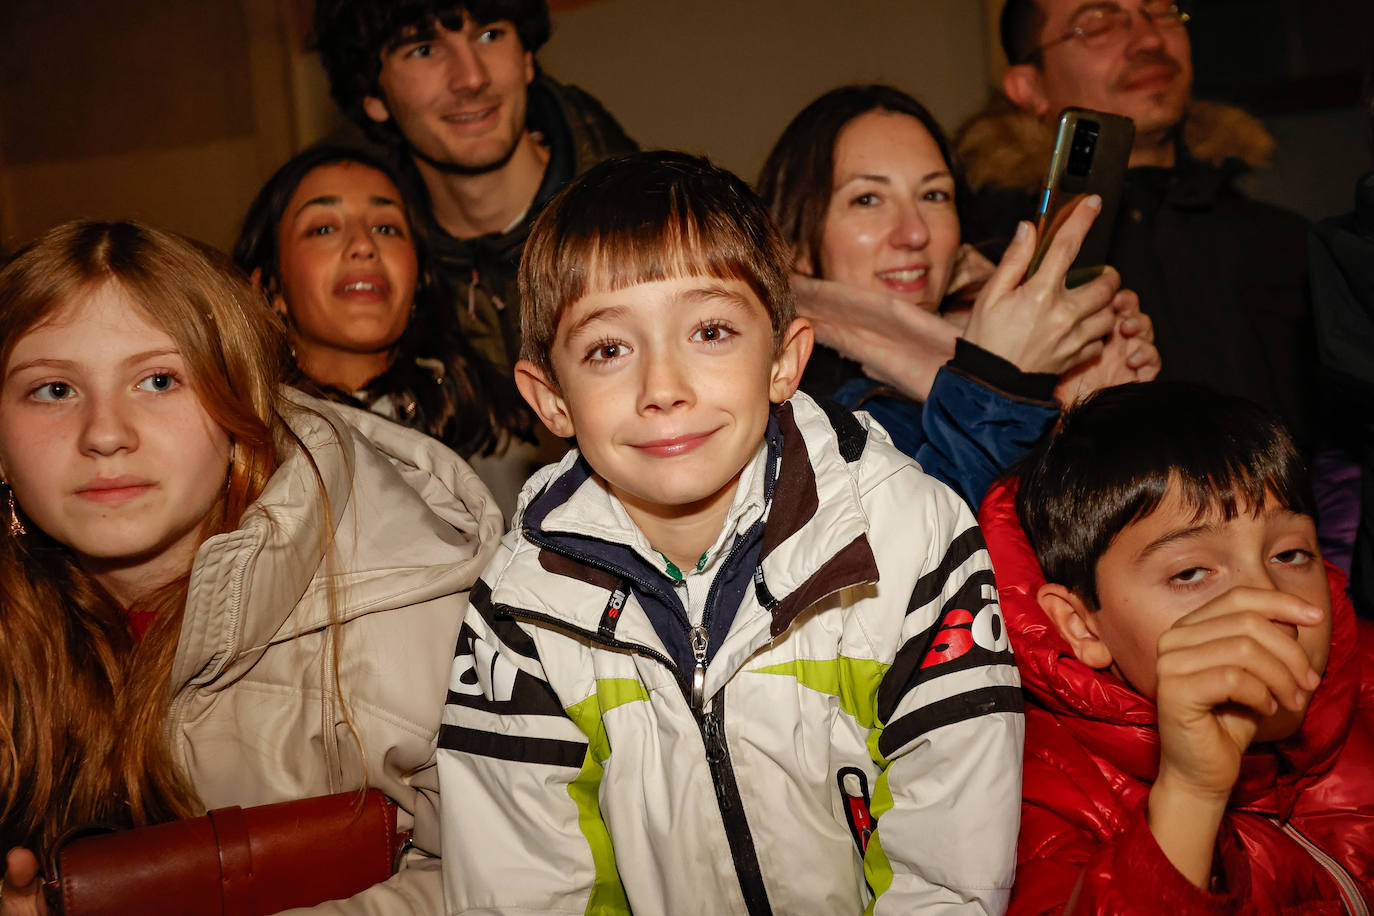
[166,390,503,914]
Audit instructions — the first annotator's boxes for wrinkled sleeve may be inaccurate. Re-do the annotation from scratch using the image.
[915,365,1059,509]
[861,472,1026,913]
[436,575,618,916]
[1012,757,1247,916]
[273,855,445,915]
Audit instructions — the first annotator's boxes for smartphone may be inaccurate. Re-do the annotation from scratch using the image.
[1027,107,1134,285]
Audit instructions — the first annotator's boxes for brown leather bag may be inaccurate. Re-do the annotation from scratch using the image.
[42,790,403,915]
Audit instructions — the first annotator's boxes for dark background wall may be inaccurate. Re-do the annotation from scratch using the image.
[1189,0,1373,220]
[0,0,1370,251]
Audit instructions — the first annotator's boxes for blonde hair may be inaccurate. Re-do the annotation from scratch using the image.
[0,220,288,855]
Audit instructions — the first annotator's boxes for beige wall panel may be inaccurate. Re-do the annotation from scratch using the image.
[3,138,268,250]
[540,0,994,182]
[0,0,297,252]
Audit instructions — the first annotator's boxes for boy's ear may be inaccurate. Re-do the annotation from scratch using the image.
[1002,64,1052,119]
[1036,582,1114,669]
[769,317,814,404]
[515,359,576,439]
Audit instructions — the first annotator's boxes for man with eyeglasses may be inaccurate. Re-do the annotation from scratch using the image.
[957,0,1318,458]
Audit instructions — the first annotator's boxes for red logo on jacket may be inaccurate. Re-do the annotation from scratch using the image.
[920,608,975,669]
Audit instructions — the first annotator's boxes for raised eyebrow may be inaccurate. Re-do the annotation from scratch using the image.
[292,195,342,219]
[562,304,630,343]
[1067,1,1119,22]
[674,284,755,312]
[1136,523,1214,562]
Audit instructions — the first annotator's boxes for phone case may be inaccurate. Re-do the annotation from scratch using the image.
[1028,107,1135,281]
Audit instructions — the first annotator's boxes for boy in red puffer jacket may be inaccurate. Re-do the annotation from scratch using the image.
[981,381,1374,915]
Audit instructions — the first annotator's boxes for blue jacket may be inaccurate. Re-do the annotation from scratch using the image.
[836,364,1059,508]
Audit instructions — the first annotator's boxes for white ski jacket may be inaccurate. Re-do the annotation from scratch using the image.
[439,393,1022,915]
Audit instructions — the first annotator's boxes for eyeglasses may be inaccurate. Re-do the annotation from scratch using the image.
[1030,1,1191,59]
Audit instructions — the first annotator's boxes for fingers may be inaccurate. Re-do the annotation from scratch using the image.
[1158,663,1284,720]
[1111,288,1141,319]
[4,848,39,888]
[1057,303,1117,370]
[1035,195,1103,282]
[979,220,1036,310]
[1159,591,1326,711]
[1159,630,1313,714]
[947,243,997,295]
[1178,586,1326,630]
[1125,339,1161,378]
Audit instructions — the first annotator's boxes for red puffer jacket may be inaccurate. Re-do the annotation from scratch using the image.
[980,480,1374,915]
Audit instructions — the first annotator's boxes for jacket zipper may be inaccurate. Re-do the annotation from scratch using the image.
[1269,817,1369,916]
[699,690,772,915]
[502,599,773,914]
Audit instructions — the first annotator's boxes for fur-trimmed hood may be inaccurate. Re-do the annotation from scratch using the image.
[954,92,1276,193]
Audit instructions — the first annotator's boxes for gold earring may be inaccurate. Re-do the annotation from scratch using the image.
[6,484,25,536]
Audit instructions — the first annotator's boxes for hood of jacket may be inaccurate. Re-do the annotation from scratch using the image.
[955,93,1277,194]
[171,388,504,690]
[979,479,1359,819]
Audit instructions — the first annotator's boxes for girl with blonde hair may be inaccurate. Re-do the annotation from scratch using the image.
[0,220,501,913]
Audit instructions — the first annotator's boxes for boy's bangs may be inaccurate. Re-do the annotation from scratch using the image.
[519,151,795,372]
[1172,446,1314,524]
[549,212,766,315]
[1015,382,1315,608]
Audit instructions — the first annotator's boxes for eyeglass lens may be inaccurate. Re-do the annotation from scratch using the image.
[1072,2,1189,42]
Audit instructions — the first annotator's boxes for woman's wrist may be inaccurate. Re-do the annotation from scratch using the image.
[950,339,1058,401]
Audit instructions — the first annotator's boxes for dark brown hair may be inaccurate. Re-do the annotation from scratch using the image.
[312,0,550,144]
[518,150,795,383]
[756,84,967,277]
[234,143,516,456]
[1000,0,1048,66]
[1014,382,1315,608]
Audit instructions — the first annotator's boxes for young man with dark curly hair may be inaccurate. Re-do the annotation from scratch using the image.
[312,0,637,377]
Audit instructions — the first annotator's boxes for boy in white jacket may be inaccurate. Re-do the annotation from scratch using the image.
[438,151,1023,915]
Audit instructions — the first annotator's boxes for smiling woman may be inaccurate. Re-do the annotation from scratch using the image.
[0,219,501,912]
[758,83,1163,506]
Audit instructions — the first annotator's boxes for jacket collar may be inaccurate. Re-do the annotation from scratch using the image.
[171,388,502,689]
[954,93,1276,196]
[980,479,1359,817]
[503,393,880,643]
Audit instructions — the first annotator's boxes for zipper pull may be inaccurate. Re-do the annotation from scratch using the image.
[690,625,708,711]
[702,712,727,761]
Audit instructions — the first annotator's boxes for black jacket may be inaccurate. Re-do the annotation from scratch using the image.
[956,97,1318,452]
[1311,171,1374,616]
